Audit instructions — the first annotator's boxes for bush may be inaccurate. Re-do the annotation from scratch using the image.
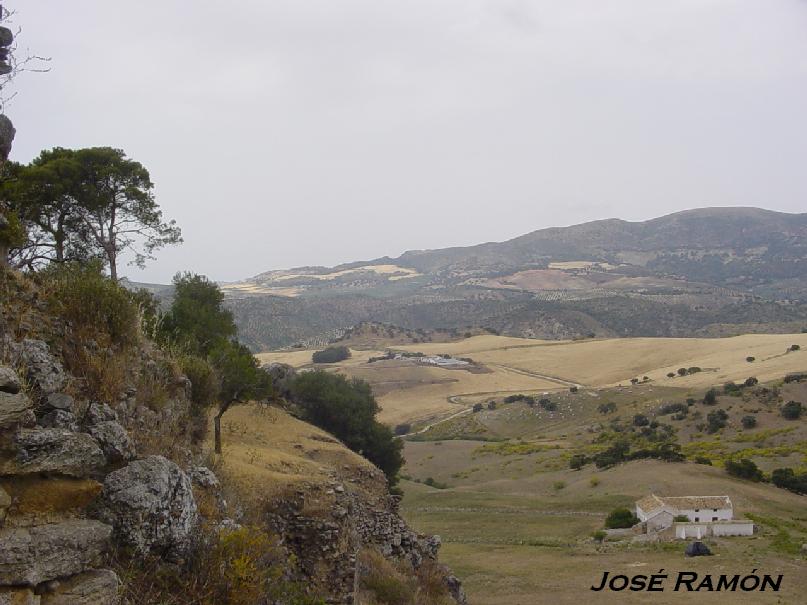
[472,403,483,413]
[394,423,411,436]
[771,468,807,495]
[592,530,606,543]
[487,400,497,410]
[598,402,617,414]
[312,345,351,364]
[744,377,758,388]
[569,454,587,470]
[677,368,688,376]
[741,415,757,429]
[633,414,650,427]
[569,386,578,393]
[290,371,403,484]
[781,401,803,420]
[687,367,701,374]
[784,373,807,384]
[706,409,728,434]
[180,354,219,441]
[789,344,801,352]
[552,480,566,491]
[746,356,755,363]
[539,398,557,411]
[693,456,712,465]
[604,507,639,529]
[703,389,718,405]
[725,458,764,482]
[667,372,676,378]
[43,262,139,346]
[658,402,687,416]
[723,381,741,395]
[589,476,601,487]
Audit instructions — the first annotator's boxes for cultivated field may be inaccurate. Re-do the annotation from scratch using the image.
[257,333,807,426]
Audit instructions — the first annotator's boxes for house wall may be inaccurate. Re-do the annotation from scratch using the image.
[673,507,732,523]
[673,522,753,539]
[646,511,674,532]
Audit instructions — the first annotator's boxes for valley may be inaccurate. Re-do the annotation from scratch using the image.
[262,331,807,603]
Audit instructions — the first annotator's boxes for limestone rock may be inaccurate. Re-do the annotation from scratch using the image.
[93,456,197,558]
[42,393,73,413]
[38,410,79,432]
[0,115,14,161]
[40,569,120,605]
[0,367,20,394]
[10,341,66,397]
[0,429,106,478]
[84,403,117,425]
[188,466,219,489]
[0,587,40,605]
[0,392,33,429]
[0,520,112,586]
[86,422,135,463]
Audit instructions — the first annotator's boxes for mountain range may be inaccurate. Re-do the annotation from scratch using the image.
[221,207,807,350]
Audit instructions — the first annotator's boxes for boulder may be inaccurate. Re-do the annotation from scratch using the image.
[86,422,135,463]
[0,429,106,478]
[0,367,20,394]
[40,569,120,605]
[93,456,197,558]
[84,403,117,425]
[188,466,219,489]
[0,520,112,586]
[42,394,74,413]
[38,410,79,432]
[0,587,40,605]
[0,392,33,429]
[11,341,66,397]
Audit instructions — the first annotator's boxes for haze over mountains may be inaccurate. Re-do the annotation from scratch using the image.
[222,207,807,350]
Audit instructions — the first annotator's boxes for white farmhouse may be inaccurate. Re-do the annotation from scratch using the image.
[635,494,753,539]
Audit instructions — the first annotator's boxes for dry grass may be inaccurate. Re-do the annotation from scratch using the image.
[207,404,379,503]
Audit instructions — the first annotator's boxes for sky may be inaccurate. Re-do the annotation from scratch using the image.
[6,1,807,283]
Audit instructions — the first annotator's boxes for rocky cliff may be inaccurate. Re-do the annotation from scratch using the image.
[0,269,466,605]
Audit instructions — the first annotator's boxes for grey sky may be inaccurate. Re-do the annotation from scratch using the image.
[8,1,807,283]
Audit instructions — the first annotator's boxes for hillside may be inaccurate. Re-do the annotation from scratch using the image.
[258,332,807,426]
[396,361,807,604]
[224,208,807,349]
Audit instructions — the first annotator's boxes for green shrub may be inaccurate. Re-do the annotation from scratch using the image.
[746,356,755,363]
[703,389,718,405]
[312,345,351,364]
[592,530,606,543]
[43,261,138,345]
[725,458,764,482]
[706,409,728,434]
[604,507,639,529]
[781,401,803,420]
[741,415,757,429]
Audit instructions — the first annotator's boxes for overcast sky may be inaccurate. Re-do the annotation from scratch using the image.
[7,1,807,283]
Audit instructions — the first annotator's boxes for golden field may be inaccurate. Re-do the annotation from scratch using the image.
[257,333,807,426]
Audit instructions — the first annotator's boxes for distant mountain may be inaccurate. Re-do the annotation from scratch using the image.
[224,208,807,350]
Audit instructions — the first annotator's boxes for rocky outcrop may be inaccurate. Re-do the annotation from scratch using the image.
[86,422,135,464]
[0,429,106,478]
[93,455,197,558]
[0,368,20,394]
[7,341,66,398]
[40,569,120,605]
[0,520,112,586]
[0,486,9,527]
[0,392,33,429]
[188,465,219,489]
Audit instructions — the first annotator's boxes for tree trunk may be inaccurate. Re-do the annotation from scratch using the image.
[108,247,117,281]
[214,413,223,454]
[214,399,234,454]
[0,243,8,268]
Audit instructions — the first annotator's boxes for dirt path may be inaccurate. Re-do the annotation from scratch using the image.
[401,362,583,437]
